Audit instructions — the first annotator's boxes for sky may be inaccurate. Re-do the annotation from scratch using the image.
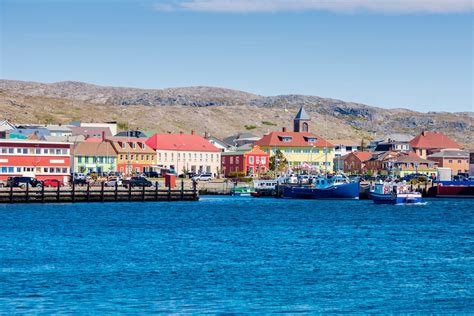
[1,0,473,112]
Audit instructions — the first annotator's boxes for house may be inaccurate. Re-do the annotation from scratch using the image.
[0,120,16,138]
[328,139,361,158]
[0,139,71,182]
[8,126,51,140]
[205,133,233,152]
[368,133,413,151]
[366,151,399,175]
[389,152,437,177]
[470,151,474,176]
[343,152,373,174]
[72,141,118,174]
[146,132,221,176]
[45,125,73,137]
[428,149,470,175]
[374,140,411,153]
[410,131,461,159]
[109,138,156,175]
[221,146,269,177]
[254,107,334,172]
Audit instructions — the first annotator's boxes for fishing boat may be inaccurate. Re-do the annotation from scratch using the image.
[231,186,255,197]
[282,174,359,199]
[370,181,423,205]
[251,180,278,197]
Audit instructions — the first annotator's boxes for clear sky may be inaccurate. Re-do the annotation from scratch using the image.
[1,0,473,112]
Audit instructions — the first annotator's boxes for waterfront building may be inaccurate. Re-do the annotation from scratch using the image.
[45,125,73,137]
[69,121,118,136]
[109,138,156,175]
[221,146,269,177]
[223,133,260,148]
[374,140,411,152]
[329,139,361,158]
[427,149,470,175]
[410,131,460,159]
[72,141,118,173]
[254,107,334,171]
[366,151,437,177]
[0,139,71,182]
[146,132,221,176]
[342,152,373,174]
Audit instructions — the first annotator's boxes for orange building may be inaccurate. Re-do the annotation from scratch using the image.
[428,150,469,175]
[109,138,156,175]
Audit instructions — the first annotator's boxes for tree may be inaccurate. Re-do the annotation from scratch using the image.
[269,150,288,174]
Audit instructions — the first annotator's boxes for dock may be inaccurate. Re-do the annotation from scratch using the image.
[0,181,198,204]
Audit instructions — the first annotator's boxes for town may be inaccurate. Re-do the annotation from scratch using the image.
[1,107,472,193]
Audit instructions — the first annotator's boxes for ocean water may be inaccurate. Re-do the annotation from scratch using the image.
[0,197,473,313]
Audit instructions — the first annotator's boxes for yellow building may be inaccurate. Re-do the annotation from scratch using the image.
[254,107,334,172]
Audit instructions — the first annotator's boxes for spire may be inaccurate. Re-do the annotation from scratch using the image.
[294,106,310,120]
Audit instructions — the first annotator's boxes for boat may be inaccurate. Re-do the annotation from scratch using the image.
[251,180,278,197]
[282,174,360,199]
[435,181,474,198]
[370,181,423,205]
[231,186,255,197]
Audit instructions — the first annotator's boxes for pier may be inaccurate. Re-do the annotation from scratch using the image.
[0,181,198,204]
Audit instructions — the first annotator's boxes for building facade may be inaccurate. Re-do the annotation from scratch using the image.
[109,138,156,175]
[343,152,372,174]
[221,146,269,177]
[72,141,118,173]
[0,139,71,182]
[146,133,221,176]
[428,150,469,175]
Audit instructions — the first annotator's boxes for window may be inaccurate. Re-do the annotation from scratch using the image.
[131,155,134,160]
[200,153,203,161]
[120,154,123,160]
[158,153,161,161]
[236,157,240,164]
[457,160,461,163]
[449,159,453,163]
[8,148,14,154]
[230,157,234,164]
[16,167,21,172]
[55,149,61,154]
[261,157,266,164]
[85,157,89,163]
[43,149,48,154]
[62,168,67,173]
[121,142,126,149]
[206,153,208,161]
[141,155,144,161]
[35,148,41,154]
[78,156,83,163]
[132,143,136,149]
[249,156,254,164]
[125,155,128,160]
[22,148,28,154]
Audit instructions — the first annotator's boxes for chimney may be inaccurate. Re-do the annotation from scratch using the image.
[282,127,287,132]
[204,132,209,139]
[180,131,183,134]
[191,130,195,135]
[102,131,105,141]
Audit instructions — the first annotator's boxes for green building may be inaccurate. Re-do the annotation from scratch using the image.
[72,141,118,173]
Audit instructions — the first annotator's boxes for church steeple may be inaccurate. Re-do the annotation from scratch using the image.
[293,106,310,132]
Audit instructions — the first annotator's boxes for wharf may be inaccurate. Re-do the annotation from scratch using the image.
[0,182,198,204]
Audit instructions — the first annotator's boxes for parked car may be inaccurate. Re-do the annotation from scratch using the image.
[144,171,160,178]
[104,178,123,187]
[7,176,42,188]
[42,179,64,187]
[192,173,213,181]
[123,177,153,188]
[72,172,87,180]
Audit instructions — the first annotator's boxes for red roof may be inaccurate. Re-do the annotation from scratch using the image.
[410,131,460,149]
[254,132,333,148]
[352,151,373,161]
[146,134,220,152]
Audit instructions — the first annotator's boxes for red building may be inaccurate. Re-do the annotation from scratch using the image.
[221,146,269,177]
[0,139,71,182]
[343,151,373,174]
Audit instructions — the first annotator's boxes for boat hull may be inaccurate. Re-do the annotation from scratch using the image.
[282,182,359,199]
[371,192,423,205]
[436,184,474,198]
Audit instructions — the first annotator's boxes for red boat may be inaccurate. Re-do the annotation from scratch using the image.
[436,181,474,198]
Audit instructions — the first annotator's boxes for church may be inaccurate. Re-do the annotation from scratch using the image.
[253,107,335,171]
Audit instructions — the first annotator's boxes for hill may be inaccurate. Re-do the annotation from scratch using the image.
[0,80,472,146]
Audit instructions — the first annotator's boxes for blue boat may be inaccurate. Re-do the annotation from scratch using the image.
[282,175,360,199]
[370,182,423,205]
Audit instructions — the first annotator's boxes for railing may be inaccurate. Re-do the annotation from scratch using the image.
[0,181,198,203]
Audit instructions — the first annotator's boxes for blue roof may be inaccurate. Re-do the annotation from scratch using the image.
[294,106,310,120]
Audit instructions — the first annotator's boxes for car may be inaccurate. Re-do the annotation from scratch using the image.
[104,178,123,187]
[192,173,213,181]
[0,180,6,188]
[122,177,153,188]
[72,172,87,180]
[7,176,42,188]
[42,179,64,187]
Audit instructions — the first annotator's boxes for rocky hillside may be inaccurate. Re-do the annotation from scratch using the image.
[0,80,472,146]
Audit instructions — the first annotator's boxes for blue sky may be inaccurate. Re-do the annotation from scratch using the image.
[1,0,472,112]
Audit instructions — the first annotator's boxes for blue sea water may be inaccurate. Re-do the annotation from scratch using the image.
[0,197,473,313]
